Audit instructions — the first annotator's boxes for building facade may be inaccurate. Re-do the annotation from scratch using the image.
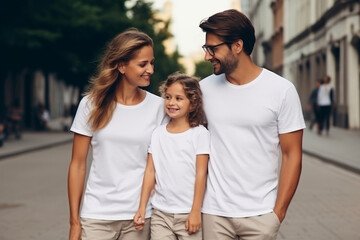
[247,0,360,129]
[248,0,274,71]
[1,70,79,131]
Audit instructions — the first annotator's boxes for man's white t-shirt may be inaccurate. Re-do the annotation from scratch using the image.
[200,68,306,218]
[70,92,166,220]
[149,124,210,214]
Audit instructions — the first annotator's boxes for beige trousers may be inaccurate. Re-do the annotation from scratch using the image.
[151,209,202,240]
[80,217,150,240]
[202,212,281,240]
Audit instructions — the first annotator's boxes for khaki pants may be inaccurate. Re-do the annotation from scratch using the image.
[80,217,150,240]
[202,212,280,240]
[151,209,202,240]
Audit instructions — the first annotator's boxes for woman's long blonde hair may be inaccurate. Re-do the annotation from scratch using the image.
[85,28,153,131]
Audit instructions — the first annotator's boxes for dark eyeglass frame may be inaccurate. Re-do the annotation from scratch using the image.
[202,42,227,56]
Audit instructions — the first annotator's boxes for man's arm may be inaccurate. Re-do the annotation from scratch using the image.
[274,129,303,222]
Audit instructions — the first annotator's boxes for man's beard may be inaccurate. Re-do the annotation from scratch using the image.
[213,52,238,75]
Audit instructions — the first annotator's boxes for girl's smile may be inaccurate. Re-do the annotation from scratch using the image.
[164,82,191,122]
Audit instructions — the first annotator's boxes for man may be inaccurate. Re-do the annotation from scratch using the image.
[307,79,322,131]
[199,9,305,240]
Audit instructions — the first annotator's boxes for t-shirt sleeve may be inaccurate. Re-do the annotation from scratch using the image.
[148,139,153,154]
[70,97,93,137]
[148,126,161,154]
[195,127,211,155]
[278,86,306,134]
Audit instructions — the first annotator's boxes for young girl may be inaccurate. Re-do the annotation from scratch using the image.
[67,29,166,240]
[133,72,210,239]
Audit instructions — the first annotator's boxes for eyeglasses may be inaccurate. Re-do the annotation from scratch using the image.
[202,42,227,56]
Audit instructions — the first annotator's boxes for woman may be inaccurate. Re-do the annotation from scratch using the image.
[67,28,166,240]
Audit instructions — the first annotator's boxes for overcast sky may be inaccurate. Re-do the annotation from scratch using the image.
[149,0,232,56]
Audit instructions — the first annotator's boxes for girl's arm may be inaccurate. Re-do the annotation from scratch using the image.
[186,154,209,234]
[133,153,156,231]
[67,133,91,240]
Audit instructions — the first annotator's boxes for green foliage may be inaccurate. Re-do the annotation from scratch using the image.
[0,0,184,94]
[194,60,213,79]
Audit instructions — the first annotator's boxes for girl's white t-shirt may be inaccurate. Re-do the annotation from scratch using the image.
[149,124,210,214]
[70,92,166,220]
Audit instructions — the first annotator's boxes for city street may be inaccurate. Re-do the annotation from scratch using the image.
[0,143,359,240]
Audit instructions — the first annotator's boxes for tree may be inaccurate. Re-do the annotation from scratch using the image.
[194,60,213,79]
[0,0,184,94]
[129,0,184,94]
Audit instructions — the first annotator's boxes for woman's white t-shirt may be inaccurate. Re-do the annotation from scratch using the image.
[149,124,210,214]
[70,92,166,220]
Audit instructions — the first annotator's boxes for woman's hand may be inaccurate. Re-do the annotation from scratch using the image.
[69,222,82,240]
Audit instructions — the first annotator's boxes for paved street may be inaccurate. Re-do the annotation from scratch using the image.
[278,154,360,240]
[0,142,359,239]
[0,144,72,240]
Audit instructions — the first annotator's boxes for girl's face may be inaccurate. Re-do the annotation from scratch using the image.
[164,82,191,121]
[119,45,154,87]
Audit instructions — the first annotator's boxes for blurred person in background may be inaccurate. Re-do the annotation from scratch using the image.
[6,99,23,139]
[317,75,335,136]
[35,103,50,131]
[307,79,322,131]
[67,28,166,240]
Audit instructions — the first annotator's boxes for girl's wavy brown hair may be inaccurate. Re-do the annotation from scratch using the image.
[85,28,153,131]
[159,72,206,128]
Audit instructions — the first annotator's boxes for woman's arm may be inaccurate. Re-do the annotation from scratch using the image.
[67,133,91,240]
[133,153,156,231]
[186,154,209,234]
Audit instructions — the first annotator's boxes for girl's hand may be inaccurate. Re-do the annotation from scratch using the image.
[185,211,201,235]
[133,210,146,231]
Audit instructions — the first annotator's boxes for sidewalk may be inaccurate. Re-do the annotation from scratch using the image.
[0,131,73,160]
[303,125,360,174]
[0,127,360,174]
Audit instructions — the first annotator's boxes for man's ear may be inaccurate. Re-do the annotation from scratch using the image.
[233,39,244,54]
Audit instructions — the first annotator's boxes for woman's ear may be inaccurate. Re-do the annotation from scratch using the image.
[118,63,125,74]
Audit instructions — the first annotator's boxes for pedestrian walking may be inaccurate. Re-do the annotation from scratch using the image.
[133,72,210,240]
[307,79,322,131]
[317,75,335,136]
[67,28,166,240]
[6,99,23,139]
[199,9,306,240]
